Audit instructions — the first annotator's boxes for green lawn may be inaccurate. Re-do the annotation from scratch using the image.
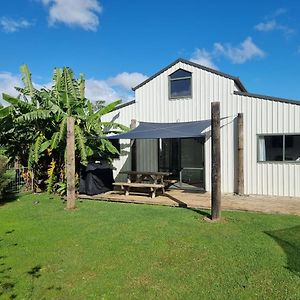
[0,194,299,300]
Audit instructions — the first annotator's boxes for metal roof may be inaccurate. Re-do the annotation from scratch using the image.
[112,99,136,111]
[132,58,247,92]
[234,91,300,106]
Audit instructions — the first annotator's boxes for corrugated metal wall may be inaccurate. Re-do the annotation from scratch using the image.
[104,61,300,197]
[234,94,300,196]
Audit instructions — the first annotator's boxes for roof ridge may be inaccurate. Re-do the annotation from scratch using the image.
[112,99,136,111]
[132,58,247,92]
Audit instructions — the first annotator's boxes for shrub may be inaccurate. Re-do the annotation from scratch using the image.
[0,154,15,197]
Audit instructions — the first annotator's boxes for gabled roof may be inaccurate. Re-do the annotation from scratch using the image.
[132,58,247,92]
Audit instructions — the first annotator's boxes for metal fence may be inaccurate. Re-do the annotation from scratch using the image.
[5,167,34,194]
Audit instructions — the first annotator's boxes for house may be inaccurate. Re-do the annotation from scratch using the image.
[103,58,300,197]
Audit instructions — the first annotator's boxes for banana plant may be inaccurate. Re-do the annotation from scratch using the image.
[0,64,128,193]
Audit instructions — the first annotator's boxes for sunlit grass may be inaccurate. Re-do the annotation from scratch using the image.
[0,193,299,299]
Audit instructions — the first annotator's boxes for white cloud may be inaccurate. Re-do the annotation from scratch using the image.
[190,37,265,67]
[276,24,295,37]
[255,20,277,32]
[214,37,265,64]
[254,9,295,38]
[0,72,22,104]
[0,72,50,105]
[41,0,102,31]
[190,37,265,68]
[0,17,33,33]
[190,48,218,69]
[85,79,128,102]
[269,8,287,18]
[108,72,148,90]
[255,19,295,37]
[86,71,147,102]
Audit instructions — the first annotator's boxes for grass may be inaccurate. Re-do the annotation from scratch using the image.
[0,193,299,300]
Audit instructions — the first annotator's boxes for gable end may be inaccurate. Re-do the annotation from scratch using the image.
[132,58,247,92]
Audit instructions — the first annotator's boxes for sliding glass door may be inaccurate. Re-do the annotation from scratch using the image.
[158,138,205,189]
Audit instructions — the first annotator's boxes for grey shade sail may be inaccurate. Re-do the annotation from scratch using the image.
[107,120,211,140]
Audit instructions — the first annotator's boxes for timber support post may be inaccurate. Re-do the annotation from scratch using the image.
[130,119,137,172]
[66,116,76,209]
[211,102,221,221]
[237,113,244,195]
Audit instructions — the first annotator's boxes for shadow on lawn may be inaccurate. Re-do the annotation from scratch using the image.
[186,208,211,218]
[0,194,19,207]
[0,232,17,299]
[163,193,211,218]
[265,225,300,277]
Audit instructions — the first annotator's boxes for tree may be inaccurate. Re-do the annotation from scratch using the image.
[93,100,106,112]
[0,65,127,195]
[0,152,15,198]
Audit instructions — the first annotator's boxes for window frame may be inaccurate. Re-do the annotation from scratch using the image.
[168,69,192,99]
[257,133,300,164]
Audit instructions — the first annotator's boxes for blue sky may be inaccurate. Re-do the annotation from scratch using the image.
[0,0,300,104]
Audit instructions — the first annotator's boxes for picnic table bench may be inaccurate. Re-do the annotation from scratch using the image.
[113,171,173,198]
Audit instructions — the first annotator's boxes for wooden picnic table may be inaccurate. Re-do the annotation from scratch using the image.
[119,170,171,185]
[114,171,174,198]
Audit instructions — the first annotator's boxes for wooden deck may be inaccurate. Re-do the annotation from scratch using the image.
[78,189,300,216]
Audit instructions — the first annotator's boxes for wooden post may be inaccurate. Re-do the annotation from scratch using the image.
[130,119,137,172]
[66,116,76,209]
[237,113,244,195]
[211,102,221,220]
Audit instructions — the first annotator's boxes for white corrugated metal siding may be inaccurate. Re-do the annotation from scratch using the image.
[234,94,300,196]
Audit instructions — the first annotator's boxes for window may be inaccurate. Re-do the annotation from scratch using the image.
[169,69,192,98]
[285,135,300,161]
[258,135,300,162]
